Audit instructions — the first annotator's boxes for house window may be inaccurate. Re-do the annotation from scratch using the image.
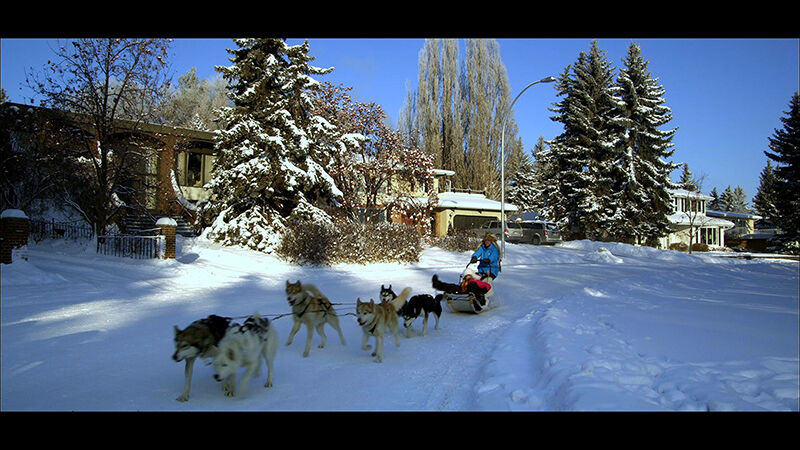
[187,153,203,187]
[178,151,215,188]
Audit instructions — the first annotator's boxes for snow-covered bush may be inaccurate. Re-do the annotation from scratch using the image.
[278,220,421,265]
[669,242,688,252]
[431,230,481,253]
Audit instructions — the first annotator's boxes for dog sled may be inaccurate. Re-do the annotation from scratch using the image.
[441,262,495,314]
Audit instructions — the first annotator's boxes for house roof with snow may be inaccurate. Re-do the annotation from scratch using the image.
[667,212,735,228]
[669,188,713,200]
[435,191,518,212]
[706,209,763,221]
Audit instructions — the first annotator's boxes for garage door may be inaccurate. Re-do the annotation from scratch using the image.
[452,215,492,231]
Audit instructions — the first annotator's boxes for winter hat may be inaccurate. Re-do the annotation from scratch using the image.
[483,232,496,242]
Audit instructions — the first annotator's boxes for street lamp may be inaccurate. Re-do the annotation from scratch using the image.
[499,76,556,260]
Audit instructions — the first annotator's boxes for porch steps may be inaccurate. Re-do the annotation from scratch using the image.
[121,213,196,237]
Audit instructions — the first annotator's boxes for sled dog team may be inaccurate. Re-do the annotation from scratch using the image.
[172,280,445,402]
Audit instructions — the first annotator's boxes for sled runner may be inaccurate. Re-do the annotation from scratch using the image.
[442,263,494,314]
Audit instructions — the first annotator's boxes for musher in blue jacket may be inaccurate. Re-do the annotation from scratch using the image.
[471,233,500,279]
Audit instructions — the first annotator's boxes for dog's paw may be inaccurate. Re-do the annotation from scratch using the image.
[361,345,371,351]
[264,381,272,388]
[317,343,325,349]
[176,394,189,402]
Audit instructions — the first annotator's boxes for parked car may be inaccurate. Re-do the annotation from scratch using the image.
[470,220,524,243]
[518,220,562,245]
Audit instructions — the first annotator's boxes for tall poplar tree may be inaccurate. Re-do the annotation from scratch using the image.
[402,39,514,198]
[199,38,349,253]
[462,39,512,199]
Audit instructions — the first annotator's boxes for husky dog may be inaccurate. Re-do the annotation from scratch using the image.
[285,280,347,357]
[212,314,278,398]
[356,287,411,362]
[398,293,443,337]
[380,285,442,338]
[173,314,232,402]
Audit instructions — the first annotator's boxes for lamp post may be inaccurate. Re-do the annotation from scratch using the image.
[499,76,556,260]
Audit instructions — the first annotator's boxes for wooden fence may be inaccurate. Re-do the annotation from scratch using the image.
[96,235,164,259]
[30,219,94,241]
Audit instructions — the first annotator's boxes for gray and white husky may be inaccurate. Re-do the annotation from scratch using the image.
[173,314,232,402]
[212,314,279,398]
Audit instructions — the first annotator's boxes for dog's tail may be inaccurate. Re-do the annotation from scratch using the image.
[391,287,412,310]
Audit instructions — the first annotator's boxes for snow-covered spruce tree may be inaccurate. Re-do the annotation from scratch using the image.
[752,160,779,225]
[708,187,721,210]
[198,39,349,253]
[764,92,800,247]
[678,163,700,192]
[507,136,543,214]
[546,41,623,240]
[613,42,680,245]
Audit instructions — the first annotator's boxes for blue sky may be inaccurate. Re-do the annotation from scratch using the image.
[2,38,797,203]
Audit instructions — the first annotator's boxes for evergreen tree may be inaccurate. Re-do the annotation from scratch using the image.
[707,187,721,210]
[753,160,779,224]
[714,185,748,213]
[679,164,700,192]
[507,136,541,213]
[729,186,750,213]
[613,42,679,244]
[546,41,622,240]
[718,185,734,211]
[764,92,800,245]
[198,38,348,253]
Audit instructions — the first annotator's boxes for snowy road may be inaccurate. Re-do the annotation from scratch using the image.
[2,238,797,411]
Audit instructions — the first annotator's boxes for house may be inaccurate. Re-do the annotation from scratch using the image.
[1,102,215,234]
[660,189,735,249]
[4,102,518,238]
[380,167,518,237]
[705,209,763,239]
[432,190,518,237]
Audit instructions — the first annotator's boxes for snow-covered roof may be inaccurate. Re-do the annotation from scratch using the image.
[435,191,518,212]
[1,209,28,219]
[667,212,734,228]
[706,209,762,220]
[430,168,455,177]
[669,188,713,201]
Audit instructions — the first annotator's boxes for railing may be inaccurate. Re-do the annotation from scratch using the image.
[30,219,94,242]
[96,235,164,259]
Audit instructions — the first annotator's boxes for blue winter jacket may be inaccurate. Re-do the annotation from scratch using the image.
[472,243,500,276]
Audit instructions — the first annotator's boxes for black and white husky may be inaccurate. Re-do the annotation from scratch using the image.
[212,314,279,399]
[173,314,232,402]
[380,285,442,338]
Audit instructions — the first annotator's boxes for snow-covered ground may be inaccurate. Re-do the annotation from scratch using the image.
[1,236,797,411]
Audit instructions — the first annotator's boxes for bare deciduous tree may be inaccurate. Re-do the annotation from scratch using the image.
[26,38,172,234]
